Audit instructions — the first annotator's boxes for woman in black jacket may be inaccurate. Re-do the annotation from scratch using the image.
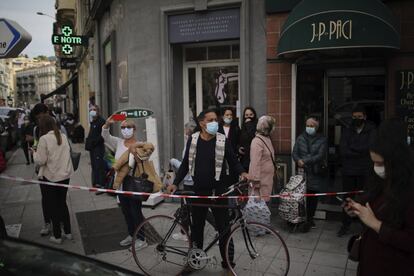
[239,107,258,170]
[344,119,414,276]
[219,107,240,154]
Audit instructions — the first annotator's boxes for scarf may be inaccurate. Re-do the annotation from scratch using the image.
[188,131,226,181]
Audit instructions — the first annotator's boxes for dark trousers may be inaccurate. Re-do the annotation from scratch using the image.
[306,190,319,221]
[341,175,366,227]
[39,184,51,224]
[42,178,71,238]
[90,147,105,187]
[20,130,32,163]
[119,195,145,240]
[190,193,234,263]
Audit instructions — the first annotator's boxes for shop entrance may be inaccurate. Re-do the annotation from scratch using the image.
[296,67,385,195]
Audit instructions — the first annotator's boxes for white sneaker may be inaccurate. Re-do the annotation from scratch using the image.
[119,235,133,247]
[49,236,62,244]
[40,223,51,236]
[129,240,148,252]
[172,232,188,241]
[63,233,73,240]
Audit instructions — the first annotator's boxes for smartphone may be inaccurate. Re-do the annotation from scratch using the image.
[112,114,127,121]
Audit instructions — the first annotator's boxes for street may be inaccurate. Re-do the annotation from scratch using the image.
[0,144,359,276]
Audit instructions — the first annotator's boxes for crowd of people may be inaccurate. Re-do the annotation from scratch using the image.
[4,101,412,276]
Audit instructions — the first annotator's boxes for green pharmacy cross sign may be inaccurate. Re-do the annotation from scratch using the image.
[52,26,88,55]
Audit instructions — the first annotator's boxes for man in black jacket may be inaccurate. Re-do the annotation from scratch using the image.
[337,105,376,237]
[167,109,248,270]
[85,105,106,191]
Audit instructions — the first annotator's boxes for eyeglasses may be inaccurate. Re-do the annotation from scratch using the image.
[121,126,134,129]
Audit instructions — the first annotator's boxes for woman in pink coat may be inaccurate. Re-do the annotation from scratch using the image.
[249,116,276,202]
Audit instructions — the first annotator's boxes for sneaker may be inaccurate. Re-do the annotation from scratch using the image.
[49,236,62,244]
[129,240,148,252]
[119,235,133,247]
[62,233,73,240]
[172,232,188,241]
[337,226,349,237]
[40,223,51,236]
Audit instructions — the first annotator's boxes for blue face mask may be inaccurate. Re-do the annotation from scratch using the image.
[306,127,316,136]
[206,121,219,135]
[224,117,232,124]
[408,136,412,145]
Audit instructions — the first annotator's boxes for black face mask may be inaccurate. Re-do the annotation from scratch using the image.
[352,118,365,128]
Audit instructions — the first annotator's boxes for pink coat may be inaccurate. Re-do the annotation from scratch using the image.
[248,134,275,200]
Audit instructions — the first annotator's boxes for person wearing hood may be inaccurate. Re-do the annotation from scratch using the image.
[337,105,376,237]
[239,107,258,170]
[292,117,328,231]
[85,105,106,191]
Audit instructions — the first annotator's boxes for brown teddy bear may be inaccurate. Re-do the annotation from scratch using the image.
[112,142,162,192]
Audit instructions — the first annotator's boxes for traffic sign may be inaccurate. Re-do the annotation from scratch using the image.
[114,108,154,119]
[0,18,31,58]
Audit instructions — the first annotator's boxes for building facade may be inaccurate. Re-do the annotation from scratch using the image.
[16,64,57,108]
[266,0,413,191]
[70,0,268,173]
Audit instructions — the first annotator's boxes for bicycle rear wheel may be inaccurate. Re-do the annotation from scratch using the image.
[131,215,191,276]
[225,222,289,276]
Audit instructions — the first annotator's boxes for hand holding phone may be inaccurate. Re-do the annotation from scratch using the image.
[112,114,127,121]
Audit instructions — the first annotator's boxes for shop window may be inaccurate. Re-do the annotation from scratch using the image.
[231,44,239,59]
[185,43,239,62]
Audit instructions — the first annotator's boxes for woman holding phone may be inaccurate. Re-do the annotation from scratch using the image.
[343,119,414,276]
[102,115,147,251]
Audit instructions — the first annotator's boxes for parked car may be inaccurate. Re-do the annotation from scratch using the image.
[0,237,143,275]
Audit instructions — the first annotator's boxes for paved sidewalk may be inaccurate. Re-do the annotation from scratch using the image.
[0,145,359,275]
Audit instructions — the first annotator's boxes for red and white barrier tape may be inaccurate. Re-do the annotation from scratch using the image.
[0,174,363,199]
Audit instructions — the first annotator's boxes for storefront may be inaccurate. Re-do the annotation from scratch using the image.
[92,0,267,171]
[266,0,414,193]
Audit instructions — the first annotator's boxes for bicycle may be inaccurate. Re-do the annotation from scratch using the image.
[131,181,290,276]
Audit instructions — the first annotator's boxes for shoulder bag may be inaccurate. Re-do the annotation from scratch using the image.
[122,160,154,201]
[255,136,279,188]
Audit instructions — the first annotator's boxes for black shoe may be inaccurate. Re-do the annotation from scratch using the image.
[26,161,30,165]
[337,226,349,237]
[309,220,316,229]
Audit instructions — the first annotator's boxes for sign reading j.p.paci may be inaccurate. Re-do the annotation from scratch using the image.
[311,20,352,43]
[397,71,414,135]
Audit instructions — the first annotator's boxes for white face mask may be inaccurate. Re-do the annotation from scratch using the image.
[121,127,134,139]
[89,110,97,117]
[374,165,386,179]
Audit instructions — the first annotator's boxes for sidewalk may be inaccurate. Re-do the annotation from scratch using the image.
[0,145,359,276]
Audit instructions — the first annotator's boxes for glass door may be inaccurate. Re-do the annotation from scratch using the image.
[184,62,240,124]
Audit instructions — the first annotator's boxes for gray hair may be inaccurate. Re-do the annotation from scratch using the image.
[306,117,320,129]
[184,120,197,132]
[256,115,276,136]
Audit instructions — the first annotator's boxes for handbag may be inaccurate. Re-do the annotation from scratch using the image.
[242,187,271,236]
[348,233,363,261]
[255,136,279,187]
[122,160,154,201]
[68,141,81,171]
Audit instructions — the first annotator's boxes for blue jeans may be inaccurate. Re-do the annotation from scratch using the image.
[119,195,145,240]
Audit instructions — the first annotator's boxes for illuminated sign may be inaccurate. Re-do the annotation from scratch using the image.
[51,26,88,55]
[114,108,154,119]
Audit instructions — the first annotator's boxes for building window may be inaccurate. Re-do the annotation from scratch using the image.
[184,43,239,62]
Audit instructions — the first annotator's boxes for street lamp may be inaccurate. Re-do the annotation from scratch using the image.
[36,12,55,20]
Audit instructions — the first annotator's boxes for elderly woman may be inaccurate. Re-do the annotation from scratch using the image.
[249,115,276,201]
[292,117,327,231]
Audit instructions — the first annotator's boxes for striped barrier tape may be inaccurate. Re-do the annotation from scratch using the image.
[0,174,363,199]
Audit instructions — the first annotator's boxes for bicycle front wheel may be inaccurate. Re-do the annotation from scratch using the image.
[225,222,290,276]
[132,215,191,276]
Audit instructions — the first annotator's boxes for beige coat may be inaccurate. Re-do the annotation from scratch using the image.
[34,131,73,182]
[248,134,275,200]
[112,142,162,192]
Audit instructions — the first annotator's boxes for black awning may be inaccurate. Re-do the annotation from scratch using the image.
[277,0,400,57]
[41,73,78,102]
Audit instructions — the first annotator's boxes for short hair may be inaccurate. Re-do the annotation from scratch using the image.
[306,116,320,128]
[121,119,136,129]
[352,104,366,115]
[30,103,49,122]
[257,115,276,136]
[197,108,218,122]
